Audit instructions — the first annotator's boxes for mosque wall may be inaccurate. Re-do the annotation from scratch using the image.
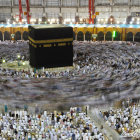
[0,27,140,42]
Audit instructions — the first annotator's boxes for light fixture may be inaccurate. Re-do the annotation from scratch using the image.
[22,62,25,66]
[132,18,135,21]
[80,18,83,22]
[17,54,21,59]
[16,18,18,21]
[51,19,55,22]
[117,21,120,24]
[113,31,116,38]
[72,19,75,22]
[2,59,5,63]
[39,18,42,22]
[31,18,36,22]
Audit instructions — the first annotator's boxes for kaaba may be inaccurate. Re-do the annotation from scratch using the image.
[28,25,73,68]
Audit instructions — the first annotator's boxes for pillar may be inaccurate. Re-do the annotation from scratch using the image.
[11,33,15,41]
[75,34,77,40]
[3,33,4,41]
[21,27,23,40]
[133,34,135,42]
[93,27,97,34]
[11,0,14,6]
[21,33,23,40]
[93,27,97,41]
[42,0,45,6]
[104,27,106,41]
[89,0,92,24]
[59,16,63,24]
[91,0,95,24]
[128,0,131,14]
[60,0,62,6]
[77,0,79,7]
[11,0,14,13]
[112,30,114,41]
[122,28,126,41]
[84,34,85,41]
[110,0,113,13]
[43,0,45,13]
[128,0,131,5]
[77,0,79,15]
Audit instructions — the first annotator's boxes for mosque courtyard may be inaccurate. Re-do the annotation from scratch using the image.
[0,41,139,110]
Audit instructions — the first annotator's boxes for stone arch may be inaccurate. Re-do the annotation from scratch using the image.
[126,16,132,24]
[135,32,140,42]
[0,31,3,41]
[15,31,21,40]
[105,31,112,41]
[97,31,104,41]
[73,32,75,40]
[85,31,91,41]
[114,31,121,41]
[126,32,133,41]
[108,15,115,24]
[4,31,10,41]
[77,31,84,41]
[23,31,29,41]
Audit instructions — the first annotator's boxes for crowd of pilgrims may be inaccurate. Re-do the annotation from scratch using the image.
[0,40,140,139]
[101,99,140,139]
[0,107,104,140]
[0,40,140,79]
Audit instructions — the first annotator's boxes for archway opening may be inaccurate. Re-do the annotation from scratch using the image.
[15,31,21,40]
[77,31,84,41]
[108,15,115,24]
[135,32,140,42]
[126,32,133,41]
[85,31,91,41]
[97,31,104,41]
[105,32,112,41]
[114,31,121,41]
[73,32,75,40]
[0,31,3,41]
[126,16,132,24]
[4,31,11,41]
[23,31,29,41]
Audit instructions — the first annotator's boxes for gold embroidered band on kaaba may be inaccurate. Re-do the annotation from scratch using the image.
[29,42,73,48]
[29,36,73,44]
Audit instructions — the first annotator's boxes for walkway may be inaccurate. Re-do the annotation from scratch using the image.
[89,108,121,140]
